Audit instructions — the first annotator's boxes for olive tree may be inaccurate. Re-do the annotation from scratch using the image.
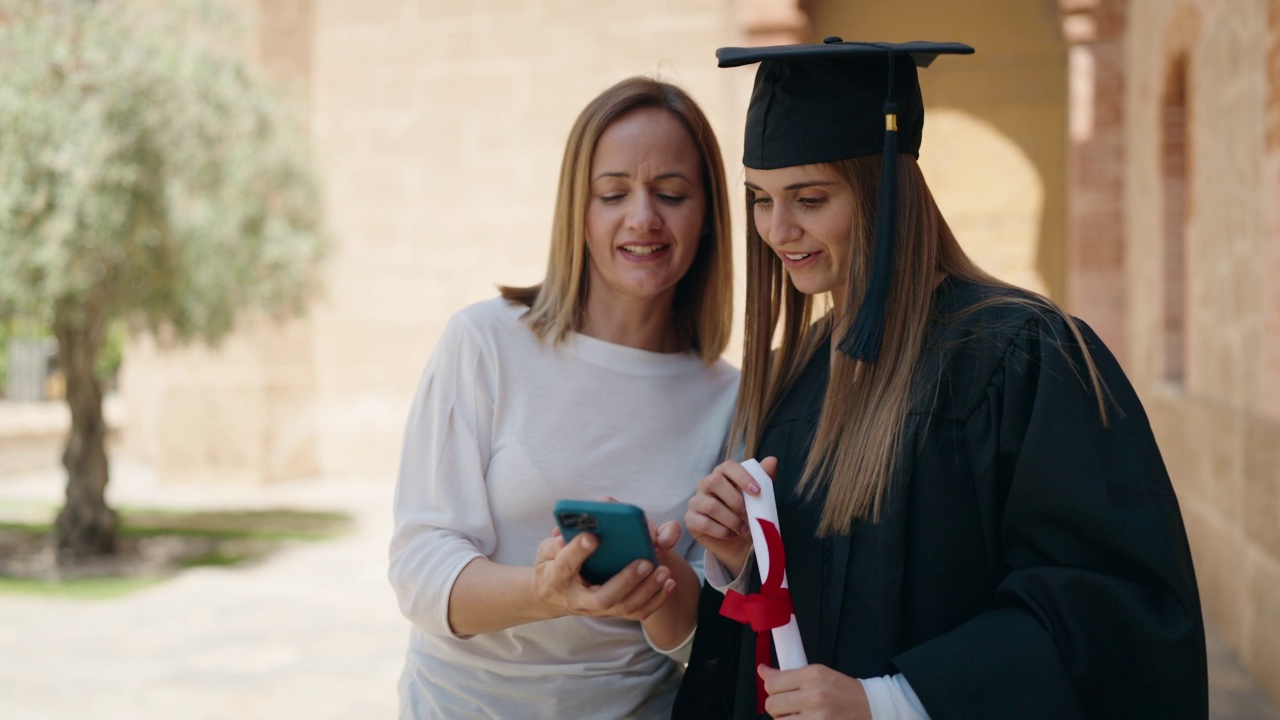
[0,0,327,559]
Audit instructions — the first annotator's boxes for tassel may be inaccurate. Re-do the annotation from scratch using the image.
[838,54,900,364]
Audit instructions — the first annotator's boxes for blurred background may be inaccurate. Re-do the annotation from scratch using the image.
[2,0,1278,716]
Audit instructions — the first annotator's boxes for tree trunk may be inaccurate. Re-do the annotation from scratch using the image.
[53,295,117,560]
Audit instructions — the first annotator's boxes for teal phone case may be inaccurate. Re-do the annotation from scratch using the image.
[553,500,657,585]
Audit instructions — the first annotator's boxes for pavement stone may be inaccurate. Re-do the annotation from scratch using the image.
[0,460,405,720]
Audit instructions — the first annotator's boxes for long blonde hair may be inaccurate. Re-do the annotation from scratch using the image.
[500,77,733,363]
[732,154,1107,534]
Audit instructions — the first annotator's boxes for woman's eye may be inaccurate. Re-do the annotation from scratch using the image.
[750,196,773,209]
[658,194,686,205]
[598,194,625,204]
[798,197,827,208]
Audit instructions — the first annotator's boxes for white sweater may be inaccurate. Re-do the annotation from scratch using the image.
[389,298,739,720]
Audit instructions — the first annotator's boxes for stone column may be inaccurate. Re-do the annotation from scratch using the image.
[1061,0,1129,366]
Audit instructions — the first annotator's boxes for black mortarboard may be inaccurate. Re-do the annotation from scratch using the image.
[717,38,973,363]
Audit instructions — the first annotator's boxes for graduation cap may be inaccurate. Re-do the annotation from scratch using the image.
[717,38,974,363]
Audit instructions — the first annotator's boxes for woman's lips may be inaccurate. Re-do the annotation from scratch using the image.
[619,244,671,261]
[779,250,821,268]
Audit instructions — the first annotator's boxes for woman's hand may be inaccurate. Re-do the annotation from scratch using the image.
[758,664,872,719]
[531,529,674,622]
[608,494,682,564]
[684,457,776,577]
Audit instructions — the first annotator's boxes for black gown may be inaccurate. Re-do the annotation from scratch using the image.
[673,277,1207,719]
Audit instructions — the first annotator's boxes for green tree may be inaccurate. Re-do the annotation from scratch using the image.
[0,0,327,559]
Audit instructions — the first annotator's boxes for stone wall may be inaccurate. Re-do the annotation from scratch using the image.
[1063,0,1131,364]
[807,0,1069,305]
[119,0,320,485]
[120,0,747,483]
[1126,0,1280,701]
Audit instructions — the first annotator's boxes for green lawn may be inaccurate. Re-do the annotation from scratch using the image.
[0,503,352,599]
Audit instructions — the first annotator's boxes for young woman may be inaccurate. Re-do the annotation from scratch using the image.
[678,41,1207,719]
[389,77,738,718]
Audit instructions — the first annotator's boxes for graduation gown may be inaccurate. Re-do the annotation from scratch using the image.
[674,277,1207,719]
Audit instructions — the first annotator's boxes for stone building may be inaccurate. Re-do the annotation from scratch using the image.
[116,0,1280,703]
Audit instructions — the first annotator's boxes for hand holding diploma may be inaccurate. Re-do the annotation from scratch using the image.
[686,458,775,578]
[732,458,807,671]
[688,457,807,712]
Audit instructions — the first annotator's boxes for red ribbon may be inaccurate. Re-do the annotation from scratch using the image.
[719,518,794,713]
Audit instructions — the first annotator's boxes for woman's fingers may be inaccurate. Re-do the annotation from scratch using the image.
[629,576,675,620]
[568,558,668,618]
[686,492,746,538]
[533,531,593,606]
[606,560,672,618]
[534,532,566,561]
[688,467,753,537]
[653,519,681,554]
[758,456,778,481]
[688,457,780,539]
[534,530,676,620]
[555,532,596,576]
[758,664,873,720]
[717,459,763,495]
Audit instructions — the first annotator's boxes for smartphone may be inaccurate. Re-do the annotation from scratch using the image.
[553,500,657,585]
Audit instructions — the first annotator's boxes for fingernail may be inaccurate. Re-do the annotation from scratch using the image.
[636,561,652,575]
[748,482,760,494]
[581,535,595,550]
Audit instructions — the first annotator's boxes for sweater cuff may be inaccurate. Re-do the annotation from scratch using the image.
[644,624,696,664]
[703,546,754,595]
[438,552,486,639]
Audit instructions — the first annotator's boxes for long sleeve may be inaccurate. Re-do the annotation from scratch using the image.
[388,313,497,638]
[861,675,930,719]
[642,529,708,663]
[892,316,1207,719]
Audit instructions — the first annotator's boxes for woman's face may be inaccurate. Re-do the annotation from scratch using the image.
[745,163,856,305]
[584,107,706,309]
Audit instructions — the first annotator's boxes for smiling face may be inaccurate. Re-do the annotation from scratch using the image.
[584,107,707,312]
[745,163,858,307]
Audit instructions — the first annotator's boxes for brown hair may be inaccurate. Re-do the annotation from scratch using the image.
[500,77,733,363]
[732,154,1107,534]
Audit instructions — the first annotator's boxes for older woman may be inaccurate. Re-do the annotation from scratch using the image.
[389,77,737,719]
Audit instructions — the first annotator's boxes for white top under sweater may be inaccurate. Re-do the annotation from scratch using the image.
[389,297,739,720]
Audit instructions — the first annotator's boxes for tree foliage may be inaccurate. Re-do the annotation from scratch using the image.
[0,0,327,558]
[0,0,327,342]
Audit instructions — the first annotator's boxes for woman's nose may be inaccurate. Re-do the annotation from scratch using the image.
[626,195,662,232]
[768,206,800,245]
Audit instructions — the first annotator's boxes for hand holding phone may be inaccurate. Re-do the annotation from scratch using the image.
[553,499,657,585]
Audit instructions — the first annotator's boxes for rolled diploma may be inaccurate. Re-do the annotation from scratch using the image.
[740,458,808,670]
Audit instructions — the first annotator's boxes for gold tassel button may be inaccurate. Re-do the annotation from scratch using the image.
[886,114,898,132]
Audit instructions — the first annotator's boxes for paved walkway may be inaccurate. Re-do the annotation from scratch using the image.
[1,460,1278,719]
[0,460,405,719]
